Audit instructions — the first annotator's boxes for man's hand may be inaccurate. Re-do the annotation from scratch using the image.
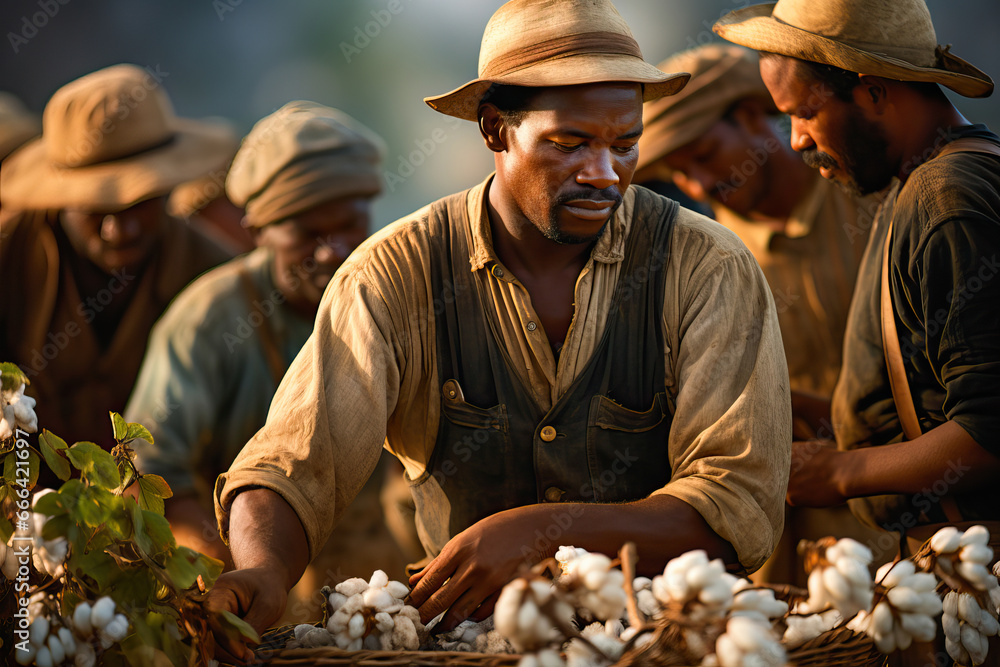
[407,511,535,632]
[206,568,289,662]
[787,439,849,507]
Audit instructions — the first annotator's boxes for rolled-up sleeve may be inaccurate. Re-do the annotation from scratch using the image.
[652,210,792,573]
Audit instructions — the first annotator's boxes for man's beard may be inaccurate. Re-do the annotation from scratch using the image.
[540,187,622,245]
[801,111,895,197]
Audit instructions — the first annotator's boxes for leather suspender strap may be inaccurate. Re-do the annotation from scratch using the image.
[237,266,287,388]
[879,136,1000,525]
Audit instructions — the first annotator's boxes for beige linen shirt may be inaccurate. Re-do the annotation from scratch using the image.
[215,175,791,572]
[712,174,877,397]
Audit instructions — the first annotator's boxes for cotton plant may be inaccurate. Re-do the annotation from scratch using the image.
[0,364,38,439]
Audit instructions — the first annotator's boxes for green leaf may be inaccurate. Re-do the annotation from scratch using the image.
[129,498,154,557]
[32,490,64,516]
[41,513,71,541]
[3,451,16,484]
[164,550,200,590]
[27,448,39,488]
[190,547,224,587]
[138,478,165,515]
[77,486,115,528]
[0,362,29,391]
[70,543,118,591]
[0,483,7,504]
[125,422,154,445]
[67,441,120,490]
[142,509,176,555]
[39,430,67,450]
[0,513,13,544]
[111,412,128,442]
[39,433,71,481]
[219,610,261,643]
[139,474,172,499]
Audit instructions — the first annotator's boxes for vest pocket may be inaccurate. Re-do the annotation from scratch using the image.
[591,393,669,432]
[441,379,508,433]
[585,392,672,502]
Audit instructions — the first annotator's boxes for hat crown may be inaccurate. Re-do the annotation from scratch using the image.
[477,0,640,77]
[772,0,937,67]
[42,64,175,168]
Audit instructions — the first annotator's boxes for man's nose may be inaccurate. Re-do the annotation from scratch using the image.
[790,118,815,153]
[100,214,140,244]
[576,149,620,190]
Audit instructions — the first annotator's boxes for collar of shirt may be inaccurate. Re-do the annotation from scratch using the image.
[464,173,635,273]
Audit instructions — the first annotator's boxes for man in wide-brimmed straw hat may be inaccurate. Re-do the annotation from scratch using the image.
[0,64,233,447]
[637,43,887,587]
[716,0,1000,657]
[209,1,791,654]
[124,101,408,624]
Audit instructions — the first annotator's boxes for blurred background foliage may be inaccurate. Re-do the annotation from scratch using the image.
[1,0,998,229]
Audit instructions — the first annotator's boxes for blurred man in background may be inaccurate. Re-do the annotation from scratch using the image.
[126,101,406,623]
[0,64,232,447]
[635,43,887,584]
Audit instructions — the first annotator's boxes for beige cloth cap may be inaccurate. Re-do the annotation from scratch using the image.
[226,101,385,229]
[424,0,690,121]
[637,45,776,171]
[713,0,993,98]
[1,64,236,212]
[0,93,41,161]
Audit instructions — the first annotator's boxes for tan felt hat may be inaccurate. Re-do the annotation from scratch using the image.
[637,45,775,172]
[0,93,41,161]
[424,0,690,121]
[1,64,236,212]
[713,0,993,98]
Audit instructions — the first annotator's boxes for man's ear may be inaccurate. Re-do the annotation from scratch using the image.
[478,104,508,153]
[854,75,889,114]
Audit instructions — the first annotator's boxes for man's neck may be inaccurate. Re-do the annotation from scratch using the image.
[895,101,971,183]
[485,180,595,281]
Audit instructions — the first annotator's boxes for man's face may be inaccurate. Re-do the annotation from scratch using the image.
[496,83,643,244]
[60,196,167,275]
[659,110,773,216]
[255,195,371,307]
[759,55,895,197]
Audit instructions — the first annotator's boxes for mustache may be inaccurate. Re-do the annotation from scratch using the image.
[801,149,839,171]
[555,187,623,207]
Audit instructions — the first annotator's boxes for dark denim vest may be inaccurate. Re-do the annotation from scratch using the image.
[408,187,678,558]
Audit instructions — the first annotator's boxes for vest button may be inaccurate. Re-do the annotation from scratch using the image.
[526,321,537,332]
[540,425,557,442]
[544,487,564,502]
[491,265,504,279]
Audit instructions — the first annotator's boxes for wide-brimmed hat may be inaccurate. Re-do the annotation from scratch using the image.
[227,101,385,228]
[637,45,776,172]
[1,64,236,212]
[424,0,690,121]
[713,0,993,98]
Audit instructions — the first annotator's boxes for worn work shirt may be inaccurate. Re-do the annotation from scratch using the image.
[215,176,792,572]
[0,208,230,446]
[126,247,314,501]
[833,125,1000,527]
[713,173,878,397]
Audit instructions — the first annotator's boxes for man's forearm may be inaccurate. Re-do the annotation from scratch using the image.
[227,487,310,591]
[841,420,1000,498]
[166,492,234,568]
[506,494,737,576]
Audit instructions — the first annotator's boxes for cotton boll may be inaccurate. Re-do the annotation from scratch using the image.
[347,612,365,639]
[336,578,369,598]
[961,623,988,665]
[961,544,994,567]
[943,613,962,643]
[35,646,54,667]
[29,616,49,645]
[363,587,394,610]
[894,624,913,651]
[89,597,115,631]
[960,526,990,548]
[369,570,389,589]
[946,635,972,665]
[931,526,963,554]
[834,538,873,564]
[386,581,410,600]
[835,556,871,588]
[328,591,347,612]
[822,567,852,602]
[957,562,993,590]
[978,608,999,637]
[58,627,76,657]
[293,624,313,641]
[900,613,936,643]
[882,560,916,589]
[636,589,660,617]
[959,593,983,625]
[873,628,897,654]
[47,634,66,664]
[714,633,743,667]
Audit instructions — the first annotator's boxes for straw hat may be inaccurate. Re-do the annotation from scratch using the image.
[1,64,236,212]
[424,0,690,121]
[637,45,776,172]
[713,0,993,98]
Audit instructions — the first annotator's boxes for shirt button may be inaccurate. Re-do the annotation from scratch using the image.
[544,487,564,502]
[491,265,504,278]
[526,321,537,332]
[540,426,557,442]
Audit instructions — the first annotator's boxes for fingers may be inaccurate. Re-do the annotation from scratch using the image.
[469,591,500,622]
[407,556,457,610]
[435,585,489,633]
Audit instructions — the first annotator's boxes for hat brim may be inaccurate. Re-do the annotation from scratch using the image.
[424,54,691,121]
[1,118,236,212]
[713,3,994,98]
